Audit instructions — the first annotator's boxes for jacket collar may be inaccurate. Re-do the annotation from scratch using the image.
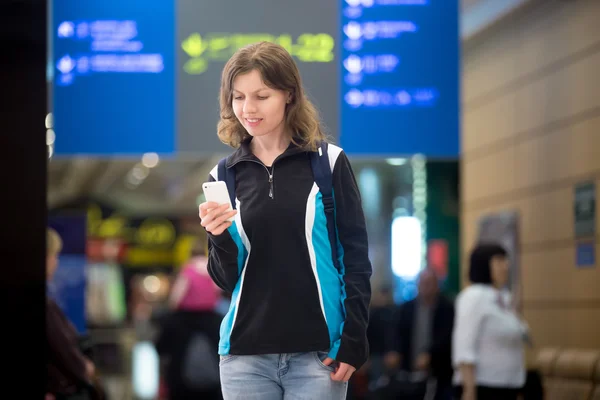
[226,137,308,167]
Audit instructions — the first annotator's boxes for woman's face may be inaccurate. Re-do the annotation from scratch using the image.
[231,69,289,140]
[490,255,509,288]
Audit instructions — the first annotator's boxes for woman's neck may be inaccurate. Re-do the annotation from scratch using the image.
[250,132,291,166]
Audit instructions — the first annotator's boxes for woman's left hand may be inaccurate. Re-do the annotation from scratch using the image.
[323,358,356,382]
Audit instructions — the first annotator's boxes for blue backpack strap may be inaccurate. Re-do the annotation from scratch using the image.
[310,141,340,270]
[217,157,237,209]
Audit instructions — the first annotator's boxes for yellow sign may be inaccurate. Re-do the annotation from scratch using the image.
[182,33,335,75]
[126,247,174,266]
[121,234,198,268]
[87,204,176,247]
[86,204,204,267]
[135,218,176,247]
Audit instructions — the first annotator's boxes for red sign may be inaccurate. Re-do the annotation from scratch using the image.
[427,240,448,279]
[87,238,128,262]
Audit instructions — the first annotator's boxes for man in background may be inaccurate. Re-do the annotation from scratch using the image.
[385,269,455,400]
[367,286,397,387]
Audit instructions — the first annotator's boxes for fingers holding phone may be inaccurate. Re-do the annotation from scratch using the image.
[199,202,237,235]
[200,181,237,235]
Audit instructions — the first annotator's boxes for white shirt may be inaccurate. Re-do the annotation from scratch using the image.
[452,284,528,388]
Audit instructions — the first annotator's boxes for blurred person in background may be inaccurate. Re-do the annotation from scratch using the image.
[366,286,397,388]
[383,268,454,400]
[199,41,372,399]
[46,228,103,400]
[347,286,396,400]
[154,252,223,400]
[452,244,528,400]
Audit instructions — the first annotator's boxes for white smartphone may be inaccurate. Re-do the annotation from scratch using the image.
[202,181,235,222]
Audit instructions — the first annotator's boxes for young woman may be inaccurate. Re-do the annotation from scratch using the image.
[452,243,529,400]
[198,41,372,399]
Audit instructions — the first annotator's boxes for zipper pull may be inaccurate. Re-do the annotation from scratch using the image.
[268,174,273,198]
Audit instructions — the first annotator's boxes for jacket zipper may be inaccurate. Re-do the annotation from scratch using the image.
[245,160,275,199]
[268,170,274,198]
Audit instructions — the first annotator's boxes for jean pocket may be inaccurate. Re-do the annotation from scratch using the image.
[219,354,238,365]
[313,351,336,372]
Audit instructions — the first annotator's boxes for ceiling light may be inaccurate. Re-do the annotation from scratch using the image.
[386,158,406,166]
[46,129,55,145]
[45,113,53,129]
[142,152,160,168]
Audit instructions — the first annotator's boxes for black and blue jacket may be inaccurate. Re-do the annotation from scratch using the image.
[206,139,372,369]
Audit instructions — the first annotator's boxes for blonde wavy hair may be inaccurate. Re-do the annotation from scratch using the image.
[217,41,328,151]
[47,227,62,256]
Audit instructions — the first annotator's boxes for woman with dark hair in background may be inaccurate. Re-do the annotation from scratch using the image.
[452,243,529,400]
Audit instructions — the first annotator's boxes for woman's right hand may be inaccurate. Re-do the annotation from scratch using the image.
[199,202,237,236]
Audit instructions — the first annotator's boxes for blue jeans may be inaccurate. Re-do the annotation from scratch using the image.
[219,352,348,400]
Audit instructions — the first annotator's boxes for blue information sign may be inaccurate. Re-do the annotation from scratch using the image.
[576,242,595,268]
[51,0,458,157]
[339,0,460,157]
[52,0,176,156]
